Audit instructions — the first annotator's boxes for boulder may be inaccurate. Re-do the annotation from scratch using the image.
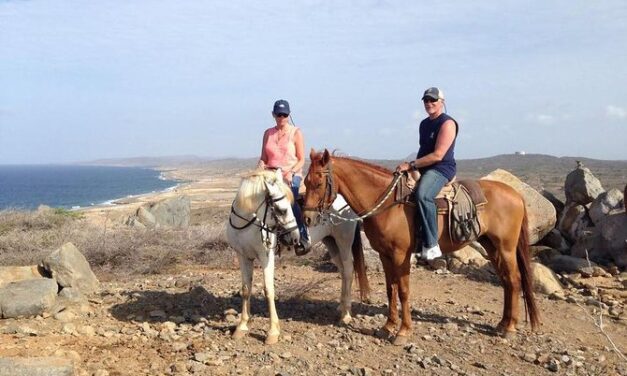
[546,255,597,274]
[144,195,191,228]
[539,229,570,253]
[0,279,58,319]
[42,243,99,295]
[481,169,556,244]
[557,203,592,244]
[0,357,74,376]
[541,189,565,219]
[589,188,624,225]
[531,262,563,295]
[530,245,561,265]
[594,213,627,268]
[0,265,47,288]
[564,162,604,205]
[136,206,157,227]
[449,244,489,268]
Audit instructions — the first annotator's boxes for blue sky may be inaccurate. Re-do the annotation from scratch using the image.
[1,1,626,164]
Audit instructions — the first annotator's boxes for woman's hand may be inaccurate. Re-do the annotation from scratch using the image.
[282,170,293,185]
[395,162,411,173]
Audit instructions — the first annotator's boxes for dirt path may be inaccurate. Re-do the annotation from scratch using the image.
[2,263,625,375]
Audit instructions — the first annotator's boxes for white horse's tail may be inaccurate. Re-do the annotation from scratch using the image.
[351,222,371,303]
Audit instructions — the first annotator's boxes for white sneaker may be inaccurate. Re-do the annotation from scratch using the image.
[421,244,442,260]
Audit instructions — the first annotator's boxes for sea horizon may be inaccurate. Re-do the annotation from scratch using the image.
[0,165,180,211]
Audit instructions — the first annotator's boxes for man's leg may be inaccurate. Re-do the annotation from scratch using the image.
[415,169,449,259]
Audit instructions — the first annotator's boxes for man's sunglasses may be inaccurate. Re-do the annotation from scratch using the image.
[423,98,438,103]
[275,113,289,118]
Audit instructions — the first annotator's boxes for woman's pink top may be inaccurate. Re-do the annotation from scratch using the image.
[263,125,303,177]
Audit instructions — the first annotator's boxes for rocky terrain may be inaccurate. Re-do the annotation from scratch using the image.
[1,260,626,376]
[1,155,626,376]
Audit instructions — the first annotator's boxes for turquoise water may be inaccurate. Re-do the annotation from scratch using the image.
[0,165,179,210]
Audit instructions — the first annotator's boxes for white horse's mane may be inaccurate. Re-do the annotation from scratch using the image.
[234,169,293,212]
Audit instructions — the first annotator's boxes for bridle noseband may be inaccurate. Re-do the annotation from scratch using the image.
[303,162,337,215]
[229,185,298,248]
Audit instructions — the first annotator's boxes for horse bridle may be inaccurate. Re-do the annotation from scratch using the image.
[303,161,404,222]
[302,161,337,215]
[229,187,298,246]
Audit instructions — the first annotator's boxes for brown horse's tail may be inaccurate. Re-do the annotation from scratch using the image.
[517,207,541,330]
[352,222,371,303]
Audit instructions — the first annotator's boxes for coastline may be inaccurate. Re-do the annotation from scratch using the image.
[79,163,246,225]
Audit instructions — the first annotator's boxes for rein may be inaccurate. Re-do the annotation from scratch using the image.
[229,193,298,243]
[304,167,404,223]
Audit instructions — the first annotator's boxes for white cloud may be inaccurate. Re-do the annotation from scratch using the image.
[606,105,627,120]
[536,114,555,125]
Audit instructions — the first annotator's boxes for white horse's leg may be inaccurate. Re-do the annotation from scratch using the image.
[233,254,253,339]
[260,249,280,345]
[324,236,353,325]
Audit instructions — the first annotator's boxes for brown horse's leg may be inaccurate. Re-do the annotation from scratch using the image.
[378,256,399,336]
[481,236,520,336]
[393,255,413,346]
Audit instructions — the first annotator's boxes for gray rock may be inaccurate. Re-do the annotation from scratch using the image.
[145,195,191,228]
[594,212,627,268]
[564,162,605,205]
[531,262,563,294]
[558,203,592,244]
[539,229,570,253]
[481,169,556,244]
[136,206,157,227]
[589,188,624,225]
[42,243,99,295]
[0,279,58,318]
[547,255,597,274]
[0,357,74,376]
[0,265,47,288]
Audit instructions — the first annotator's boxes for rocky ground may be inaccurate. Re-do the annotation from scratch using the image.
[1,260,625,376]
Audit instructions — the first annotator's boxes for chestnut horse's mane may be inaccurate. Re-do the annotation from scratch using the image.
[313,152,394,177]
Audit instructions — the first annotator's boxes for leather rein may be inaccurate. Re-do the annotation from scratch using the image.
[303,163,403,222]
[229,192,298,240]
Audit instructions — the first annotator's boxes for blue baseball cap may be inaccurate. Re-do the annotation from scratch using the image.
[273,99,290,115]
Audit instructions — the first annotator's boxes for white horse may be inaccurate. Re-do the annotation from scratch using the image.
[227,170,370,345]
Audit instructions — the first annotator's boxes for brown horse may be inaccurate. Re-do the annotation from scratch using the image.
[303,149,539,345]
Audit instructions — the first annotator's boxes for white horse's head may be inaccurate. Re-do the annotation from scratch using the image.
[234,169,300,246]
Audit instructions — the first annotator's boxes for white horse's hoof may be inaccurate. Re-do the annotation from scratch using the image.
[265,333,279,345]
[232,328,248,340]
[338,315,352,326]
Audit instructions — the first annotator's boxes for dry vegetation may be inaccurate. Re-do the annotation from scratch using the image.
[0,208,234,276]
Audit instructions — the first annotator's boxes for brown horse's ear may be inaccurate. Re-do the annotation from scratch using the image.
[322,149,331,165]
[309,148,316,160]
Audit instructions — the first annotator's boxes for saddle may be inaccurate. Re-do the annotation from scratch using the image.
[395,172,487,244]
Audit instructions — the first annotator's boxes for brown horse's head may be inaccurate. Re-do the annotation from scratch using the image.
[303,148,337,226]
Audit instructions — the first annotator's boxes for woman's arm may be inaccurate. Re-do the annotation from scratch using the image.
[291,128,305,173]
[258,129,269,168]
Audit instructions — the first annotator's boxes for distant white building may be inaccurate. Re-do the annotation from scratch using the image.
[515,151,526,155]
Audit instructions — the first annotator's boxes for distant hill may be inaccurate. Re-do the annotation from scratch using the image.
[80,153,626,201]
[79,155,223,167]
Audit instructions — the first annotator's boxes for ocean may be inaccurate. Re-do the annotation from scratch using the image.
[0,165,180,210]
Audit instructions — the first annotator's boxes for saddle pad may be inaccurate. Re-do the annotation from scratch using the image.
[435,180,487,213]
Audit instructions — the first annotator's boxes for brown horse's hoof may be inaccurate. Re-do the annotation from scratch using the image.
[375,328,393,340]
[500,330,516,340]
[392,335,409,346]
